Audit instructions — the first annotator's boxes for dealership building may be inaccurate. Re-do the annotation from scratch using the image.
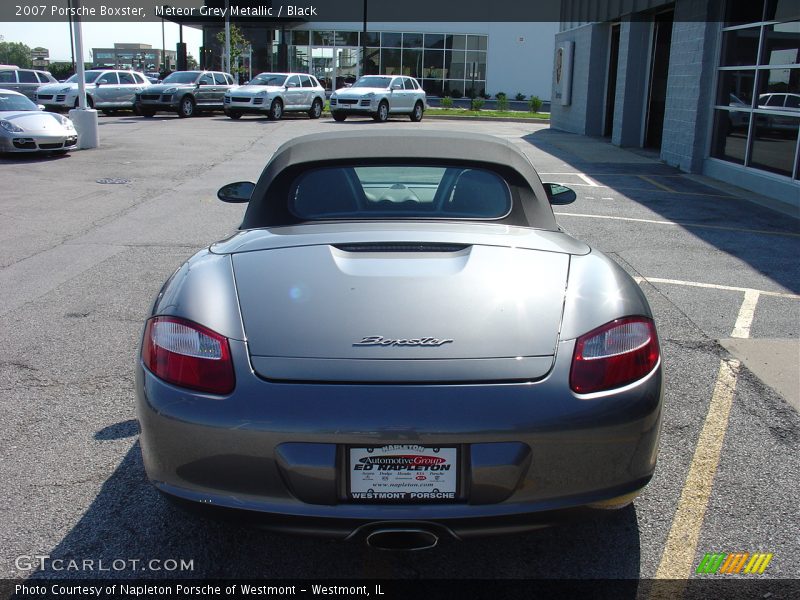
[192,20,557,101]
[551,0,799,210]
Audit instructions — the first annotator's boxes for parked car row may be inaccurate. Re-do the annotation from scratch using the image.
[0,66,59,100]
[31,69,428,123]
[1,69,428,154]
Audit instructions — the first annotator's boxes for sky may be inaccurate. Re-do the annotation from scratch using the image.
[1,21,203,63]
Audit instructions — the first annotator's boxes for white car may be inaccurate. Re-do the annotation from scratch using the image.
[0,89,77,153]
[757,92,800,133]
[34,69,150,113]
[330,75,427,123]
[223,72,325,120]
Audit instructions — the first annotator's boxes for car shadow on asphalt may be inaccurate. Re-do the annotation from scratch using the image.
[0,152,71,164]
[28,435,643,583]
[522,129,799,294]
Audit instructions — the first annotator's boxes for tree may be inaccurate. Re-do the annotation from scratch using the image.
[216,25,251,80]
[186,53,198,70]
[0,41,32,68]
[47,62,92,81]
[48,62,75,81]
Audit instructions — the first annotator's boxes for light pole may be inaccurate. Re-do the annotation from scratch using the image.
[224,0,230,73]
[68,0,98,149]
[361,0,367,76]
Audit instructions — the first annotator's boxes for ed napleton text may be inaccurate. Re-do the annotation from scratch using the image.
[155,5,317,18]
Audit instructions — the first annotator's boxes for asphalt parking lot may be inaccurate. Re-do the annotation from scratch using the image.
[0,112,798,587]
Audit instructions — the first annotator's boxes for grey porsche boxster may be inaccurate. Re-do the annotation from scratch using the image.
[136,130,663,549]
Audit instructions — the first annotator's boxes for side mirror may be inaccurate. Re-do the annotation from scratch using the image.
[543,183,576,205]
[95,80,103,86]
[286,82,298,88]
[38,104,46,111]
[391,84,402,90]
[217,181,255,203]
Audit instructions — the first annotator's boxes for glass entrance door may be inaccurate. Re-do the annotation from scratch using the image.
[335,48,360,90]
[311,47,361,93]
[311,47,334,92]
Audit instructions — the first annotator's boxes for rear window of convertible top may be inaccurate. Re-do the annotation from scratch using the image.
[288,165,512,220]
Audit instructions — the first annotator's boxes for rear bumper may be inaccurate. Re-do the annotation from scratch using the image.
[136,338,663,537]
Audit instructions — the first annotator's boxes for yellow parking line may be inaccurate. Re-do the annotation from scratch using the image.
[654,357,741,580]
[638,175,677,193]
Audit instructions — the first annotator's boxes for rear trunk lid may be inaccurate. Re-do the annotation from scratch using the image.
[230,226,577,383]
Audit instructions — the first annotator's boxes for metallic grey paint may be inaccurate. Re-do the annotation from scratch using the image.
[136,131,664,539]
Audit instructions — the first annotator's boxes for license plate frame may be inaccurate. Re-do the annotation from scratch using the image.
[347,444,459,503]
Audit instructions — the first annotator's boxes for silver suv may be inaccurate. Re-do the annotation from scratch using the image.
[330,75,427,122]
[223,72,325,120]
[0,67,58,100]
[134,70,236,118]
[34,69,150,113]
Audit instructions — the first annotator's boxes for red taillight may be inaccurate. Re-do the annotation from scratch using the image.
[142,316,235,395]
[570,317,659,394]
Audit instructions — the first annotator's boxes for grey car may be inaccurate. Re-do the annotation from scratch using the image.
[0,67,58,100]
[136,131,663,549]
[134,70,236,118]
[34,69,150,113]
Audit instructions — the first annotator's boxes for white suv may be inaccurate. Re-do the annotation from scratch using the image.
[34,69,150,113]
[223,72,325,120]
[330,75,427,122]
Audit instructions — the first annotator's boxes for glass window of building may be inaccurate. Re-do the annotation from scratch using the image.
[446,35,467,50]
[292,30,309,46]
[403,33,423,48]
[382,48,402,75]
[284,29,487,99]
[382,32,402,48]
[712,0,800,180]
[313,31,335,46]
[424,34,445,50]
[402,48,423,78]
[335,31,359,47]
[362,32,380,46]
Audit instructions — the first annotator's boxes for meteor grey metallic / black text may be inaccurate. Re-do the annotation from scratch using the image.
[135,130,664,545]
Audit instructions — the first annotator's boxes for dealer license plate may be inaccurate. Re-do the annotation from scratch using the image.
[349,445,458,501]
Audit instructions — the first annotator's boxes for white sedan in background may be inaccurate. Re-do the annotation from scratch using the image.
[330,75,427,122]
[0,89,77,153]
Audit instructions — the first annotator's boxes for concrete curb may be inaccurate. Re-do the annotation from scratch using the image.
[425,115,551,124]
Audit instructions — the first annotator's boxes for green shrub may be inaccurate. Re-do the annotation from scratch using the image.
[515,92,526,101]
[440,96,453,108]
[495,91,506,100]
[470,97,485,111]
[496,95,509,111]
[528,95,543,113]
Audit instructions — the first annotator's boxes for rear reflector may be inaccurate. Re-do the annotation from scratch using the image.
[570,317,659,394]
[142,316,235,395]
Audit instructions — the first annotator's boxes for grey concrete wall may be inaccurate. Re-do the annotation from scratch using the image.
[550,23,609,136]
[660,0,721,172]
[612,17,651,147]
